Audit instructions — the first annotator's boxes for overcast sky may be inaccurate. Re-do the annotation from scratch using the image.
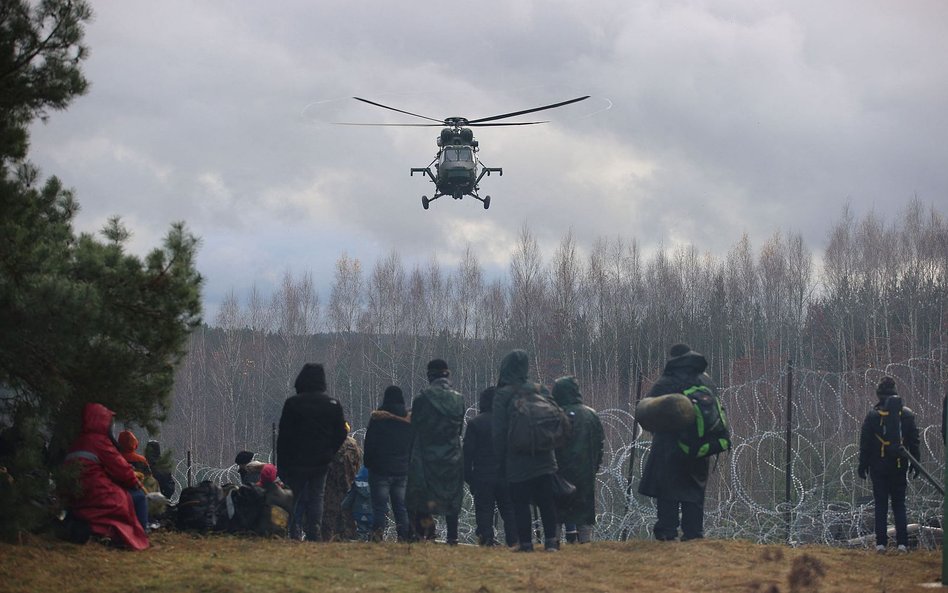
[28,0,948,318]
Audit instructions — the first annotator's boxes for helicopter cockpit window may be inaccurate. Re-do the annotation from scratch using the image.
[443,147,474,163]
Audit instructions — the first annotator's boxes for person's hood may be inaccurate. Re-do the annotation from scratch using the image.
[294,363,326,393]
[662,348,708,376]
[145,440,162,464]
[552,376,582,406]
[81,403,115,436]
[117,430,139,453]
[498,350,530,387]
[478,387,496,413]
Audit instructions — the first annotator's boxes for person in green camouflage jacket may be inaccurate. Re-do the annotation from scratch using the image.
[321,434,362,541]
[406,359,466,544]
[552,376,604,543]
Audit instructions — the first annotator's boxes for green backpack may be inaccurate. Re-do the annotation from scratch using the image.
[677,385,731,459]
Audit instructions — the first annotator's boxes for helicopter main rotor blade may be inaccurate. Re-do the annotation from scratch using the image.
[466,96,590,124]
[469,121,549,127]
[332,122,442,127]
[352,97,445,124]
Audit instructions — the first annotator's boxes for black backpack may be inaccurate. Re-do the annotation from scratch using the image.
[507,384,572,454]
[227,485,267,533]
[176,481,227,532]
[872,395,907,466]
[677,385,731,459]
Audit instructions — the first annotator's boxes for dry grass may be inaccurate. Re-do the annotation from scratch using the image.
[1,532,943,593]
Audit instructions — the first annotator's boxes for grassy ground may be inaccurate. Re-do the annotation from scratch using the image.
[1,531,943,593]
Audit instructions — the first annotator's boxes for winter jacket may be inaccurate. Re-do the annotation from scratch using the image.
[342,467,373,519]
[257,482,293,537]
[323,435,363,541]
[463,388,503,486]
[363,402,412,477]
[117,430,149,472]
[552,377,605,525]
[491,350,558,484]
[406,377,466,515]
[859,394,921,476]
[144,440,175,498]
[637,349,712,504]
[277,389,348,475]
[64,403,149,550]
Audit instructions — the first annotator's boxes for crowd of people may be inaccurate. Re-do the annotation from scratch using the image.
[59,343,924,554]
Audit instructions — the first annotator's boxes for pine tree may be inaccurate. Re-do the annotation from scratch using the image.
[0,0,203,539]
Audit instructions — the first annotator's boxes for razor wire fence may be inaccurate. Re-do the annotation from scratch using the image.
[168,353,948,547]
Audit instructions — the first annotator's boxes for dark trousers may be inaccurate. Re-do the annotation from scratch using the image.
[283,465,330,541]
[128,488,148,530]
[368,472,410,540]
[871,469,908,546]
[655,497,704,541]
[471,480,517,546]
[509,473,558,546]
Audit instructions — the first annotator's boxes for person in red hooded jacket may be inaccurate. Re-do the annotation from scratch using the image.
[63,403,149,550]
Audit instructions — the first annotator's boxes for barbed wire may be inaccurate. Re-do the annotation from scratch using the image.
[168,356,947,547]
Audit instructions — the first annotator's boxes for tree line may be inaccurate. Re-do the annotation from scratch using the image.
[162,200,948,469]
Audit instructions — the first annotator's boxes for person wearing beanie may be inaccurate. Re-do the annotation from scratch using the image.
[363,385,413,541]
[491,349,561,551]
[254,463,294,537]
[857,376,921,553]
[638,342,715,541]
[277,362,349,541]
[407,359,466,544]
[463,386,517,546]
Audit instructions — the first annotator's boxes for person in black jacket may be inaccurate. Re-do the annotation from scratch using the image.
[463,386,517,546]
[638,343,713,541]
[363,385,412,541]
[858,376,921,553]
[277,363,348,541]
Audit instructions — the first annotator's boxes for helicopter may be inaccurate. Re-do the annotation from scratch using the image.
[338,95,589,210]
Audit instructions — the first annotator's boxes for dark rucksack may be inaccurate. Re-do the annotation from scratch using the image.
[677,385,731,459]
[507,385,572,454]
[176,480,227,531]
[227,485,267,533]
[872,395,907,466]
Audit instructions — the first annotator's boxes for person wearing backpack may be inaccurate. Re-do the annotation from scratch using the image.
[552,376,604,544]
[463,386,517,547]
[406,359,466,544]
[363,385,412,542]
[857,376,921,553]
[492,349,564,552]
[277,363,349,541]
[638,343,716,541]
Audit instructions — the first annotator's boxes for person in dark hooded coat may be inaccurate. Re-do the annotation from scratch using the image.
[145,440,175,498]
[552,376,604,543]
[406,359,466,544]
[277,362,349,541]
[638,343,713,541]
[463,386,517,546]
[491,349,560,551]
[363,385,412,541]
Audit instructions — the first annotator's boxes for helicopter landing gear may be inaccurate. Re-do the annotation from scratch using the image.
[422,196,429,210]
[483,195,490,210]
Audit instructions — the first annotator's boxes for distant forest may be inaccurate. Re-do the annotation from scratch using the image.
[160,200,948,468]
